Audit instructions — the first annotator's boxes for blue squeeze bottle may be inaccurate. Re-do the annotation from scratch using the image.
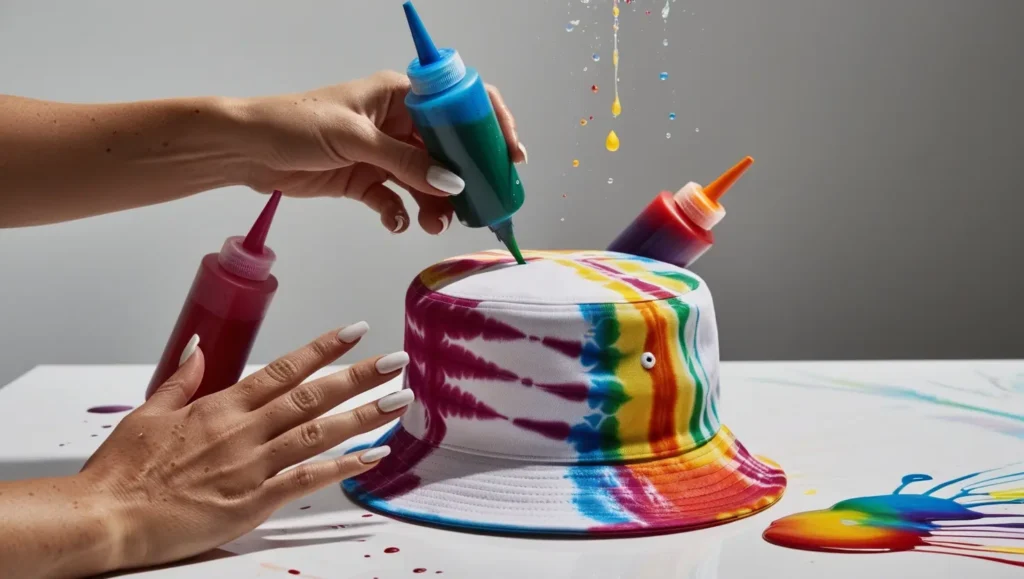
[401,1,527,264]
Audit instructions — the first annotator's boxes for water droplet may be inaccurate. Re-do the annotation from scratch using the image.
[607,177,614,184]
[663,38,669,46]
[560,217,565,222]
[662,0,671,19]
[611,96,622,117]
[695,127,700,132]
[666,132,671,139]
[515,180,520,185]
[668,112,676,120]
[580,0,589,3]
[659,72,669,81]
[592,53,600,62]
[566,23,575,32]
[591,84,599,93]
[583,66,588,71]
[580,118,588,126]
[572,159,580,167]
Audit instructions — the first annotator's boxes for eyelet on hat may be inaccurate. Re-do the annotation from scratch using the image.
[641,352,657,370]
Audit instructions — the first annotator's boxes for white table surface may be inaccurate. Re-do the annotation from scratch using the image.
[1,361,1022,578]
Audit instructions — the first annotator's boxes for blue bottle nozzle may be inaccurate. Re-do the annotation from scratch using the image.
[403,1,441,65]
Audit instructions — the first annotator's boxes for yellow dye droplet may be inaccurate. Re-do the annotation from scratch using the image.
[804,489,818,496]
[580,118,588,126]
[605,130,620,152]
[613,49,619,67]
[611,96,622,117]
[572,159,580,167]
[613,5,620,17]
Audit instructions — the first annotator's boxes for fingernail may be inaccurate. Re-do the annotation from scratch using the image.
[391,214,407,234]
[518,143,528,164]
[178,334,199,366]
[437,214,450,234]
[375,351,410,374]
[338,321,370,344]
[359,445,391,464]
[426,166,465,196]
[377,389,415,413]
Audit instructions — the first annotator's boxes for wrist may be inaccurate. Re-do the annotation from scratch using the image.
[188,95,258,189]
[67,471,138,575]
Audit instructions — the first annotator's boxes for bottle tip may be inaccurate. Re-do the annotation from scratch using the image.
[403,1,441,66]
[491,220,527,265]
[704,156,754,202]
[242,190,282,253]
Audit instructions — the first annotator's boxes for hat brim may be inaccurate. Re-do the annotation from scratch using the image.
[342,424,786,536]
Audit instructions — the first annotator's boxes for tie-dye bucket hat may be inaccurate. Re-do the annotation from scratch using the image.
[344,249,786,535]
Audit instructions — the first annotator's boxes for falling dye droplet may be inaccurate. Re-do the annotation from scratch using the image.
[579,118,588,126]
[669,112,676,120]
[612,5,620,17]
[612,50,619,67]
[560,217,565,222]
[287,571,300,576]
[646,10,651,15]
[607,177,614,184]
[565,23,574,32]
[611,96,622,117]
[572,159,580,167]
[591,84,599,93]
[605,130,620,151]
[695,127,700,132]
[663,38,669,46]
[804,488,818,495]
[659,72,669,81]
[666,132,671,139]
[592,53,600,62]
[662,0,671,19]
[589,115,594,120]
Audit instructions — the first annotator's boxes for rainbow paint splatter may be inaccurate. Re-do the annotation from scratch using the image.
[344,250,785,535]
[764,465,1024,568]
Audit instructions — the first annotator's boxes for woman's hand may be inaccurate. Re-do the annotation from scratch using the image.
[79,323,411,573]
[240,70,526,235]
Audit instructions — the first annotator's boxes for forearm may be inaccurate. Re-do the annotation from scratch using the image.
[0,475,126,578]
[0,95,254,228]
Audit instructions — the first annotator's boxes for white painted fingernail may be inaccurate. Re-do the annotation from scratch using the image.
[438,214,450,234]
[178,334,199,366]
[377,389,415,413]
[518,143,528,164]
[426,166,465,195]
[338,321,370,344]
[375,351,410,374]
[359,445,391,464]
[391,214,407,234]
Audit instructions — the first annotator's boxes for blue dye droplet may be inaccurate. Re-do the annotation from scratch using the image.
[668,112,676,120]
[659,72,669,81]
[592,53,601,61]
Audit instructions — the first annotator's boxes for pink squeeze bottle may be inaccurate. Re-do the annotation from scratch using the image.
[145,191,282,401]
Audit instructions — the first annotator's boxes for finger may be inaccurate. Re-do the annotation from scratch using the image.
[144,335,205,413]
[257,351,410,440]
[361,182,409,234]
[262,387,413,476]
[486,84,526,164]
[259,446,392,506]
[228,323,370,410]
[349,125,465,198]
[407,187,454,235]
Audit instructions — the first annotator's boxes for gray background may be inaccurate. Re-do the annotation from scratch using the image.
[1,0,1022,386]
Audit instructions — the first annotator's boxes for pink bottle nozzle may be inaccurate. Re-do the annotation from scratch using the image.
[218,191,281,281]
[242,190,282,253]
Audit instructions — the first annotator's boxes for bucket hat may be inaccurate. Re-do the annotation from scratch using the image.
[344,250,786,535]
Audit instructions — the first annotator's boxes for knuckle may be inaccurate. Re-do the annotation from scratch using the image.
[310,336,336,360]
[291,465,317,489]
[344,363,373,387]
[297,421,325,448]
[397,145,421,177]
[349,405,379,431]
[264,358,301,384]
[288,385,323,413]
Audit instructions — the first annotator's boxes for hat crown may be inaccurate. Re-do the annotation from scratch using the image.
[401,250,721,464]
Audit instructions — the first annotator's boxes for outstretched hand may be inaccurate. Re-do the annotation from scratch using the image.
[79,324,411,572]
[242,70,526,235]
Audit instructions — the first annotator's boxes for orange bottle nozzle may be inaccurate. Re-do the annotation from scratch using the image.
[704,156,754,202]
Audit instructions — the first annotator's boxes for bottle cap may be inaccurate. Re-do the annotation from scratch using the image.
[673,156,753,230]
[218,191,281,281]
[403,1,467,95]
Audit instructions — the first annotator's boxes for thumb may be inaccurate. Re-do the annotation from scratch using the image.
[146,334,205,413]
[352,127,465,198]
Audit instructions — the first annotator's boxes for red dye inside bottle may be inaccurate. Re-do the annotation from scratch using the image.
[145,192,282,401]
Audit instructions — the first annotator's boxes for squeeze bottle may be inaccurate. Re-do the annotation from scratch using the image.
[401,1,527,264]
[607,156,754,268]
[145,191,282,401]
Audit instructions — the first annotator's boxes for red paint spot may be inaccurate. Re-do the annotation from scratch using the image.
[384,547,400,554]
[364,554,371,558]
[591,85,599,93]
[87,405,133,414]
[436,572,443,575]
[362,514,373,518]
[414,569,427,574]
[287,570,300,576]
[299,505,310,510]
[589,115,594,120]
[102,425,112,429]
